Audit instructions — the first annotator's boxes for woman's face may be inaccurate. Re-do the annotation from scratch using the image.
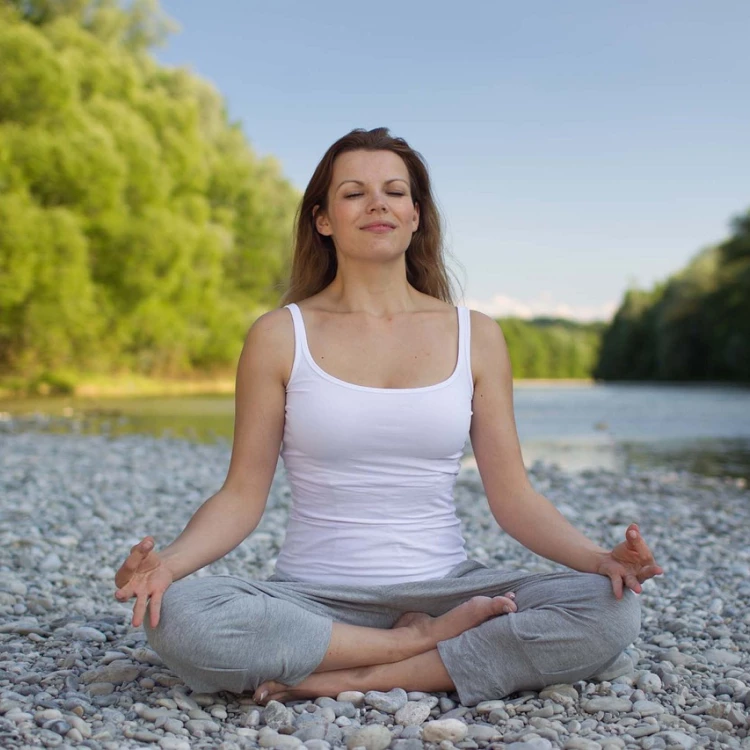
[315,150,420,262]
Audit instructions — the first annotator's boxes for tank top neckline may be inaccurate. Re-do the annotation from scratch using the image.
[285,302,466,394]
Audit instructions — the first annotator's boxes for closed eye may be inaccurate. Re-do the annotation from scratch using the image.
[344,192,407,199]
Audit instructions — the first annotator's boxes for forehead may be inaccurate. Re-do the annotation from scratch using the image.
[331,150,410,185]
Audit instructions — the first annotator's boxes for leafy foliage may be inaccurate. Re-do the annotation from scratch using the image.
[0,0,298,377]
[499,317,603,379]
[595,210,750,382]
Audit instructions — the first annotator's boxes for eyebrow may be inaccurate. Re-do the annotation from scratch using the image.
[335,178,410,191]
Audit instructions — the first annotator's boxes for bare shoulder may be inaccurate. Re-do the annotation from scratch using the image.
[468,309,512,380]
[241,307,295,384]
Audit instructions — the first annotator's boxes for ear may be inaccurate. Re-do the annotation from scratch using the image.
[411,202,420,233]
[313,205,333,236]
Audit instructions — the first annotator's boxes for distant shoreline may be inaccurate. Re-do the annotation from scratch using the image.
[0,375,593,402]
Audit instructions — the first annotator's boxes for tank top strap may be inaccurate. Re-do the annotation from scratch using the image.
[284,303,305,383]
[457,305,474,396]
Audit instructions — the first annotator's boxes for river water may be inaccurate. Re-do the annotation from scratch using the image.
[3,383,750,480]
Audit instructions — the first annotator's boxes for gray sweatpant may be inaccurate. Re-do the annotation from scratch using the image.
[143,559,640,706]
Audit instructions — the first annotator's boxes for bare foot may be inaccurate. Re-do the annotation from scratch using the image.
[394,594,517,648]
[253,679,316,705]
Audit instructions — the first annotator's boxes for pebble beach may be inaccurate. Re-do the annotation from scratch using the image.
[1,430,749,749]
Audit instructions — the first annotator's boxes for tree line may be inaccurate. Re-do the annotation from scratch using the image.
[594,210,750,382]
[0,0,298,384]
[1,1,747,389]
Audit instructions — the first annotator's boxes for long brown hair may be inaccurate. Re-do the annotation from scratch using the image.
[280,127,460,306]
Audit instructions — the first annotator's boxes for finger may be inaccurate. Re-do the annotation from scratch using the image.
[626,525,655,561]
[636,565,664,582]
[625,575,642,594]
[609,573,623,600]
[115,538,154,588]
[114,582,134,602]
[149,590,163,629]
[500,596,517,614]
[132,592,150,629]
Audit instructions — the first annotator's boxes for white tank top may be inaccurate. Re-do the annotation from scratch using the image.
[275,303,473,585]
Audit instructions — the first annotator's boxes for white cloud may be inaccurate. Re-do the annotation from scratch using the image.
[462,292,617,322]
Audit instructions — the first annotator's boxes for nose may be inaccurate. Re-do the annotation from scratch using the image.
[366,192,388,212]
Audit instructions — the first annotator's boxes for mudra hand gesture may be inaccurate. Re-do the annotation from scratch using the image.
[597,523,664,599]
[114,536,173,629]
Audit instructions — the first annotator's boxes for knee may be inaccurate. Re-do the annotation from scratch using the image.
[142,580,194,660]
[587,574,641,654]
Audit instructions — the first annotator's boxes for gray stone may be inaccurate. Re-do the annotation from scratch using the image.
[703,649,743,666]
[475,699,506,714]
[581,697,632,713]
[633,699,665,716]
[263,700,294,730]
[391,740,424,750]
[657,731,696,749]
[337,691,365,706]
[507,740,553,750]
[422,719,469,743]
[158,739,191,750]
[86,682,115,696]
[562,739,601,750]
[345,723,392,750]
[259,727,303,749]
[466,723,502,741]
[72,626,107,642]
[364,688,408,713]
[395,701,432,726]
[539,684,579,703]
[636,672,663,692]
[80,663,141,685]
[304,741,332,750]
[40,552,63,571]
[294,723,327,742]
[185,718,221,734]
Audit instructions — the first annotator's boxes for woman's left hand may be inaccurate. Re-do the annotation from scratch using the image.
[596,523,664,599]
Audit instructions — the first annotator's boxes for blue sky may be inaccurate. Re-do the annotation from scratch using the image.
[155,1,750,320]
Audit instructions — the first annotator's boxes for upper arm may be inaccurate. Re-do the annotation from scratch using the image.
[469,310,533,515]
[221,308,293,513]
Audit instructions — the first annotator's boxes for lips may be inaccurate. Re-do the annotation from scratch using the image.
[361,222,396,232]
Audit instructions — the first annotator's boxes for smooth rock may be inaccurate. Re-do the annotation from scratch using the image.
[345,723,392,750]
[259,727,302,749]
[466,723,501,741]
[539,684,579,703]
[703,649,743,666]
[80,663,140,685]
[657,730,696,748]
[581,697,632,713]
[364,688,408,713]
[263,700,294,730]
[395,701,432,726]
[422,719,469,743]
[337,691,365,706]
[636,672,663,692]
[633,700,665,716]
[563,739,602,750]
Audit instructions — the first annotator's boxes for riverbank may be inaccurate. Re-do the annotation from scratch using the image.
[0,375,598,401]
[1,432,748,749]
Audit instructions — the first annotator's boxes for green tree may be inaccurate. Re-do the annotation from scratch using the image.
[0,0,299,381]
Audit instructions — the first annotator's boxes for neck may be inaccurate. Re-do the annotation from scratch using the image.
[326,254,417,316]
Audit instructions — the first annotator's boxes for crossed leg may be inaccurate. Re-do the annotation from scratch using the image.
[253,570,641,705]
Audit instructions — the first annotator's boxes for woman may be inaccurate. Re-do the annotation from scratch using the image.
[114,128,662,707]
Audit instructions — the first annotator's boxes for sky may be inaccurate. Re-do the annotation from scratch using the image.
[155,1,750,321]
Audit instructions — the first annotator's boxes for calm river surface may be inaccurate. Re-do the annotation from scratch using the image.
[3,383,750,480]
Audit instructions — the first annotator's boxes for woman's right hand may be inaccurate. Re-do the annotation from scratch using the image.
[114,536,174,629]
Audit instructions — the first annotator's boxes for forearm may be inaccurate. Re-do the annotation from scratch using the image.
[492,489,608,573]
[159,489,263,581]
